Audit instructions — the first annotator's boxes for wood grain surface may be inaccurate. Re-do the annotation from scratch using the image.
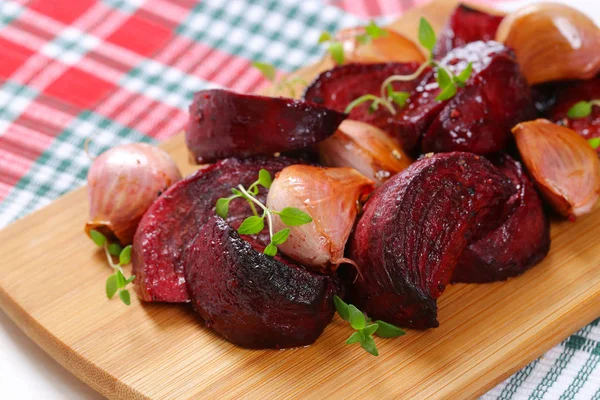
[1,1,599,399]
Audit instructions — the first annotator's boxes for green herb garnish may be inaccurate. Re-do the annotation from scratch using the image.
[252,61,307,98]
[418,16,436,54]
[89,230,135,306]
[334,295,405,356]
[216,169,313,257]
[252,61,276,81]
[319,20,388,65]
[567,100,600,119]
[345,17,473,114]
[318,30,344,65]
[589,137,600,150]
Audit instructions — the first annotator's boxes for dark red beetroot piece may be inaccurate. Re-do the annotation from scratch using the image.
[347,152,514,329]
[132,157,295,303]
[397,42,511,152]
[453,155,550,283]
[545,76,600,153]
[414,41,535,154]
[184,216,338,349]
[303,62,426,152]
[434,4,504,59]
[186,89,346,164]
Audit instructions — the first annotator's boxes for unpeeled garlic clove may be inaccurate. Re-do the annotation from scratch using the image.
[318,120,412,186]
[86,143,182,245]
[513,119,600,218]
[266,165,374,273]
[335,26,426,64]
[496,3,600,85]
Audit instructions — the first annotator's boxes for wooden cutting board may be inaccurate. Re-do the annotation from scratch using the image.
[1,1,599,399]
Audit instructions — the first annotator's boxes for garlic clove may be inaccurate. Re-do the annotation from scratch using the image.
[266,165,374,273]
[318,120,412,186]
[85,143,182,245]
[496,3,600,85]
[513,119,600,218]
[335,26,426,64]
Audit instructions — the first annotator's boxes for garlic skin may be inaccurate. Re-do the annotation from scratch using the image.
[86,143,182,245]
[266,165,374,273]
[319,120,412,186]
[335,27,426,64]
[513,119,600,218]
[496,3,600,84]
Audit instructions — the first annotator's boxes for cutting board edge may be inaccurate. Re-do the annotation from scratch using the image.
[464,294,600,399]
[1,0,599,397]
[2,281,599,400]
[0,286,147,400]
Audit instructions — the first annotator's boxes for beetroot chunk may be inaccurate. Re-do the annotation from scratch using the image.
[434,4,504,59]
[347,152,514,329]
[186,89,346,164]
[304,62,425,152]
[453,155,550,283]
[546,76,600,153]
[418,41,535,154]
[132,157,295,303]
[184,216,337,349]
[397,42,510,151]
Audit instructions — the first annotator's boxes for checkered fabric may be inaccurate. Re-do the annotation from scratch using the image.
[0,0,598,398]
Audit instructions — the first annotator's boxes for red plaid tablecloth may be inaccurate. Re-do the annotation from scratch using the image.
[1,1,599,399]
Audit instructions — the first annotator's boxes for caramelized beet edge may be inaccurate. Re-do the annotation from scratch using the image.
[347,152,514,329]
[132,157,296,303]
[453,154,550,283]
[303,62,425,153]
[186,89,346,164]
[434,3,504,59]
[184,216,338,349]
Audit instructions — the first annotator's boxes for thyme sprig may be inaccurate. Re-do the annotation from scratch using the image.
[89,230,135,306]
[318,20,388,65]
[567,100,600,119]
[252,61,307,98]
[216,169,312,257]
[345,18,473,115]
[334,296,405,356]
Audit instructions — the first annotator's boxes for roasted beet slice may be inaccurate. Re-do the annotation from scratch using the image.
[453,155,550,283]
[347,152,514,329]
[132,157,295,303]
[397,42,510,151]
[546,76,600,152]
[434,4,504,59]
[304,62,425,152]
[184,216,337,349]
[186,89,346,164]
[418,41,535,154]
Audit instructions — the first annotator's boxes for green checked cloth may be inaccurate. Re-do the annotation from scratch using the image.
[0,0,598,398]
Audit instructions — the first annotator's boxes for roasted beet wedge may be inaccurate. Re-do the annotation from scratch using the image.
[397,42,510,151]
[347,152,514,329]
[186,90,346,164]
[546,76,600,152]
[453,155,550,283]
[184,216,337,349]
[304,62,425,152]
[417,41,535,154]
[132,157,295,303]
[434,4,504,59]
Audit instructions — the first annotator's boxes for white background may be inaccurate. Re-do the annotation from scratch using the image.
[1,1,599,399]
